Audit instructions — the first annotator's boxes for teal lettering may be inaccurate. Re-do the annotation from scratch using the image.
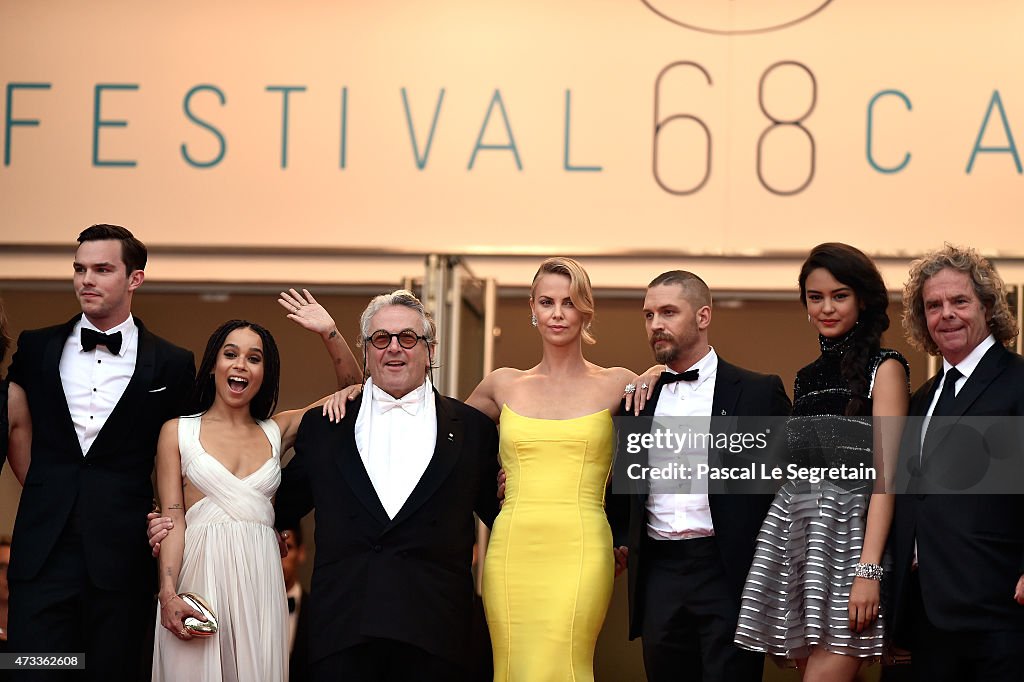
[4,82,51,166]
[967,90,1021,174]
[93,84,139,167]
[468,90,522,170]
[402,87,445,170]
[866,89,911,174]
[340,87,348,169]
[266,85,307,169]
[563,90,602,172]
[181,85,227,168]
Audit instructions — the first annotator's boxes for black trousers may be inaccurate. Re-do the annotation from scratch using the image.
[7,517,154,681]
[312,639,469,682]
[907,572,1024,682]
[639,536,764,682]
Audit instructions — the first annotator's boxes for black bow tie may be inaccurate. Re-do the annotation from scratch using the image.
[288,596,296,614]
[81,328,122,355]
[660,369,699,385]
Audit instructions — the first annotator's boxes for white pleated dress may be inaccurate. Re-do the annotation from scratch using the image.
[153,415,288,682]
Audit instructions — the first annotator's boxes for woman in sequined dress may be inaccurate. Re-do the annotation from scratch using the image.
[733,243,910,681]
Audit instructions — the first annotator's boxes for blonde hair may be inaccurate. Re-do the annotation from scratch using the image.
[902,244,1018,355]
[531,257,596,345]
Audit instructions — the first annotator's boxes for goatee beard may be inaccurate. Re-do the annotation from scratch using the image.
[652,341,678,365]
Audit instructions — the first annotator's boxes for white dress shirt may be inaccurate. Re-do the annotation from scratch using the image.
[921,333,996,438]
[59,315,139,456]
[354,377,437,519]
[646,347,718,540]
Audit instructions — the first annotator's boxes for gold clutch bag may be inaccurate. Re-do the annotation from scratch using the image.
[178,592,219,637]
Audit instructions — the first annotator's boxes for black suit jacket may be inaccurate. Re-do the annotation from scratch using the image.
[607,356,791,639]
[274,391,500,666]
[289,588,312,682]
[888,342,1024,637]
[6,315,194,591]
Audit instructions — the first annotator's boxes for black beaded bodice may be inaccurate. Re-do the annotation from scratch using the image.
[786,333,909,488]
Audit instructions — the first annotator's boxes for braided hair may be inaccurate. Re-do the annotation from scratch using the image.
[799,243,890,417]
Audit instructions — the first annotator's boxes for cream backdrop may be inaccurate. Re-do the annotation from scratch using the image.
[1,0,1023,286]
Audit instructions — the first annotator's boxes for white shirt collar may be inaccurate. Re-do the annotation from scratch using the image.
[78,313,137,357]
[942,333,996,381]
[664,346,718,391]
[363,376,432,414]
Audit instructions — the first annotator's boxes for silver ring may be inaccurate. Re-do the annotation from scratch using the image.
[624,383,636,394]
[293,305,299,313]
[640,382,648,391]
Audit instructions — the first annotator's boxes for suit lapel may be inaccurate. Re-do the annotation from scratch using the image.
[386,391,462,530]
[45,316,82,451]
[946,344,1008,418]
[920,344,1009,458]
[332,399,391,526]
[85,319,157,458]
[904,374,940,461]
[710,358,741,420]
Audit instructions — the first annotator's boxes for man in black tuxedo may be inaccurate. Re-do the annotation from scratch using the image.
[274,289,499,682]
[280,525,312,682]
[607,270,791,682]
[888,245,1024,682]
[5,224,194,679]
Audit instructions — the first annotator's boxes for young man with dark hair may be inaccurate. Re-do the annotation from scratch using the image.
[6,224,194,680]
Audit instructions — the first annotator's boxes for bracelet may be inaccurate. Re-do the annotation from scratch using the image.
[854,563,883,581]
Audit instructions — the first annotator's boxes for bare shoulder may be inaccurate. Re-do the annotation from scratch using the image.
[489,366,527,383]
[873,358,910,393]
[159,417,181,438]
[595,365,637,384]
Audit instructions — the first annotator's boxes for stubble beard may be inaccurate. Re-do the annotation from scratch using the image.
[651,335,679,365]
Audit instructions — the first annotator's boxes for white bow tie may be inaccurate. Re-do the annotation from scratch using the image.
[373,392,421,415]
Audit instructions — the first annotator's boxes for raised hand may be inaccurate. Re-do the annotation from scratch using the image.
[279,288,336,336]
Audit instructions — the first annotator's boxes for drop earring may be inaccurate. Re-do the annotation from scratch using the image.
[530,314,538,327]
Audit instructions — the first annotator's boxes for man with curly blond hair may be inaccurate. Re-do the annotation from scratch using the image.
[888,244,1024,682]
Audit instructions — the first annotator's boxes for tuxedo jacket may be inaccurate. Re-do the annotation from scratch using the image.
[289,588,312,682]
[607,357,791,639]
[6,315,194,591]
[888,342,1024,637]
[274,391,500,666]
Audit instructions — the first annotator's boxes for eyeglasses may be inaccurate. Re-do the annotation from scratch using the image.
[366,329,428,350]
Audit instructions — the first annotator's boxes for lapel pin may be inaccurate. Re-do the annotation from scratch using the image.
[448,432,454,441]
[721,410,727,415]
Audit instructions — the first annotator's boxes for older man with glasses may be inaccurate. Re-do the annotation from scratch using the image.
[273,289,500,682]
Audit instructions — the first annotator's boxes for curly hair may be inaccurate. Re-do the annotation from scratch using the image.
[799,243,891,417]
[902,244,1018,355]
[191,320,281,420]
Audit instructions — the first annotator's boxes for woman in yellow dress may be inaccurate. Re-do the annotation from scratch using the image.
[467,257,636,682]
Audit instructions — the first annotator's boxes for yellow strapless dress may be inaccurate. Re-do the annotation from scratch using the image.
[483,405,615,682]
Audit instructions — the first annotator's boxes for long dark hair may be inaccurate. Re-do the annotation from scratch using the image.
[799,243,889,416]
[191,320,281,420]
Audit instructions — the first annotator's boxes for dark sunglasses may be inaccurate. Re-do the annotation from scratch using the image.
[366,329,428,350]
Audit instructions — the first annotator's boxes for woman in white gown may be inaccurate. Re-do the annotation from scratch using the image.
[152,291,359,682]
